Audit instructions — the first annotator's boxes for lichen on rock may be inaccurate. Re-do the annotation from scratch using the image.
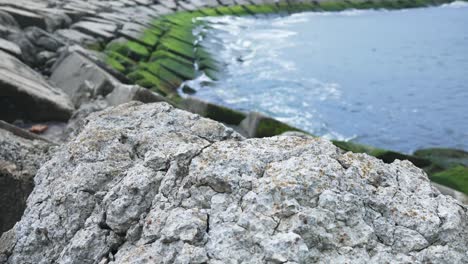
[0,102,466,264]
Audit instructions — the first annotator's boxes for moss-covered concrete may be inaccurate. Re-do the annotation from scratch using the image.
[332,141,468,194]
[332,140,432,167]
[431,166,468,195]
[255,117,303,138]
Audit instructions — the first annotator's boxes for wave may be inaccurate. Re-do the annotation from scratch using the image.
[441,1,468,8]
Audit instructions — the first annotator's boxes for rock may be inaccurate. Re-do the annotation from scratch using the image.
[5,31,36,65]
[50,51,167,108]
[61,99,109,142]
[38,8,72,31]
[24,27,66,52]
[50,52,117,107]
[1,102,467,264]
[0,125,51,234]
[433,182,468,205]
[0,38,21,57]
[0,6,46,29]
[105,84,168,106]
[149,4,174,15]
[0,10,19,37]
[0,50,74,122]
[7,27,66,67]
[55,29,97,45]
[0,10,19,29]
[71,21,117,41]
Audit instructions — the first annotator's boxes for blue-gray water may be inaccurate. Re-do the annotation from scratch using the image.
[189,2,468,153]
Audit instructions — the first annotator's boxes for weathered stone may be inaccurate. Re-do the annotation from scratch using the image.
[105,84,169,106]
[6,31,37,65]
[71,21,117,40]
[55,29,97,45]
[0,6,46,29]
[178,1,198,11]
[60,99,109,142]
[0,38,21,57]
[27,27,65,51]
[0,50,74,122]
[50,51,115,107]
[0,10,18,27]
[149,4,174,15]
[6,27,66,67]
[50,51,167,109]
[0,102,466,264]
[0,125,51,234]
[433,182,468,204]
[159,0,178,9]
[38,8,73,31]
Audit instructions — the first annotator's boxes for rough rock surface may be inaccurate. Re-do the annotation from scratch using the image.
[0,125,51,234]
[1,102,467,264]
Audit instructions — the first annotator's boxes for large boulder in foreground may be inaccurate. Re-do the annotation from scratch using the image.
[1,102,467,264]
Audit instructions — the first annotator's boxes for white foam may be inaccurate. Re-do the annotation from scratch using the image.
[441,1,468,8]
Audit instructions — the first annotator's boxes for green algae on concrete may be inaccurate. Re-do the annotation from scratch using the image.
[332,140,431,168]
[205,103,247,125]
[255,117,303,138]
[178,97,246,125]
[431,166,468,195]
[414,148,468,170]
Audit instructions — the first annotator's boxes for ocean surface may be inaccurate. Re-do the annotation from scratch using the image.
[189,2,468,153]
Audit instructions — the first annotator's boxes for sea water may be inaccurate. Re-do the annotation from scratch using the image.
[189,2,468,153]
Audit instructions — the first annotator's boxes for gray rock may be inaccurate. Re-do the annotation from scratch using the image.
[7,27,66,67]
[50,52,116,107]
[6,31,36,65]
[71,21,117,40]
[105,84,169,106]
[0,10,19,37]
[0,6,46,29]
[60,99,109,142]
[1,102,467,264]
[0,124,51,234]
[159,0,178,9]
[0,38,21,57]
[149,4,174,15]
[0,24,17,39]
[50,51,167,109]
[55,29,98,45]
[433,182,468,205]
[38,8,72,31]
[0,50,74,122]
[24,27,66,52]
